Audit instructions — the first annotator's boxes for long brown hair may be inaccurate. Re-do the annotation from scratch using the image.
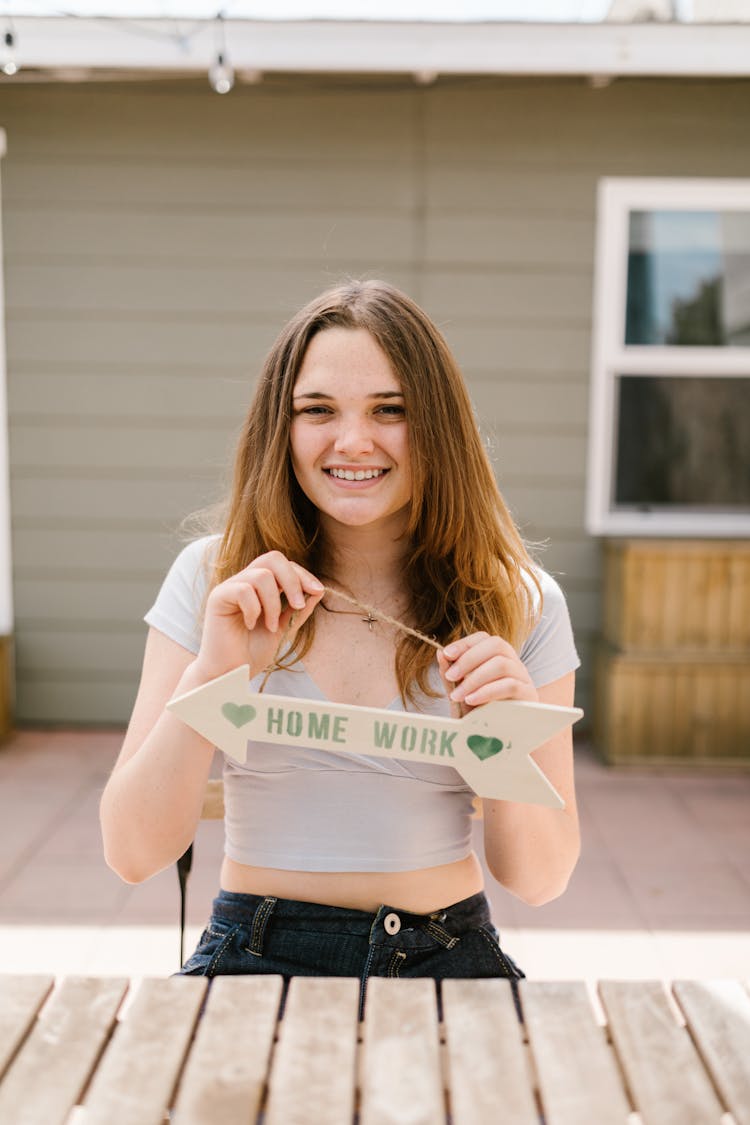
[211,279,541,701]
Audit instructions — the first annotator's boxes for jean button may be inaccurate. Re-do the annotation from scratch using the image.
[384,912,401,935]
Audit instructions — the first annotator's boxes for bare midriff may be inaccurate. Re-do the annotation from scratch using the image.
[220,851,485,914]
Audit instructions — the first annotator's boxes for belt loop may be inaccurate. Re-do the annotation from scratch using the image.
[246,896,277,957]
[422,919,459,949]
[369,906,386,945]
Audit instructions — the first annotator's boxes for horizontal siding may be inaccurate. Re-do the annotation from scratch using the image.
[17,623,145,674]
[5,206,419,264]
[5,156,417,211]
[9,263,592,320]
[3,77,750,723]
[2,82,418,159]
[14,678,139,726]
[11,477,218,524]
[9,370,255,419]
[12,423,236,471]
[471,376,589,427]
[11,526,184,573]
[15,574,157,623]
[421,270,593,322]
[423,215,595,269]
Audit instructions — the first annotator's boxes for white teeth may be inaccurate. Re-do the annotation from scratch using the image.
[329,468,385,481]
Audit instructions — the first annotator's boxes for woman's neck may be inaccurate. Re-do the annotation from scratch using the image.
[318,520,410,603]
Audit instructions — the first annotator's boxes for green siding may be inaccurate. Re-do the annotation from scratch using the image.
[2,76,749,722]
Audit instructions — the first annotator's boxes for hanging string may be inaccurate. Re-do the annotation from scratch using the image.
[258,586,441,693]
[320,586,442,650]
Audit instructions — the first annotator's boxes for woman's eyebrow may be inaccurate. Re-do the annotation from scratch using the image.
[292,390,404,400]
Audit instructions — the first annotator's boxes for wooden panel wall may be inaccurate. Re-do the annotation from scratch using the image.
[1,76,749,723]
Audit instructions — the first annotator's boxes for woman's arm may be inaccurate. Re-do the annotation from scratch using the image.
[438,637,580,906]
[99,628,217,883]
[100,551,324,884]
[479,672,579,906]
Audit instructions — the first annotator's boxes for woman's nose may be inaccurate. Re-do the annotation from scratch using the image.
[334,416,375,455]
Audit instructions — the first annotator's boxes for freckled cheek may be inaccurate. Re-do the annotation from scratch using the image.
[289,430,327,486]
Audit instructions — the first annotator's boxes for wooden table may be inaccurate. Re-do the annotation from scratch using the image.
[1,975,748,1124]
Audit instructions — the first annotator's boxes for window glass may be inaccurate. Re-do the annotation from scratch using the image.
[614,375,750,508]
[625,210,750,346]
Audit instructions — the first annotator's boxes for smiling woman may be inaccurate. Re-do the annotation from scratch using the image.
[99,279,581,1002]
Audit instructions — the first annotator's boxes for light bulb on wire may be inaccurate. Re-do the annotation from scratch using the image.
[209,12,234,94]
[209,51,234,94]
[3,30,17,77]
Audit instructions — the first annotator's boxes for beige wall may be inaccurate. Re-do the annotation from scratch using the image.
[1,75,749,723]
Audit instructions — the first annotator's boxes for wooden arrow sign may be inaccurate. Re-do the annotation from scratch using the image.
[168,666,582,808]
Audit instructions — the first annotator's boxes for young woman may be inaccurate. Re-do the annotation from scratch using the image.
[100,280,580,993]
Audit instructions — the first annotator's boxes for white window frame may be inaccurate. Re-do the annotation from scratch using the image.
[586,176,750,538]
[0,128,12,637]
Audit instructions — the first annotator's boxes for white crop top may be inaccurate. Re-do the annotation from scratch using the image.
[145,536,580,872]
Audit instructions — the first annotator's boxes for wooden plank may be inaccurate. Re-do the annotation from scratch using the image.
[265,977,359,1125]
[0,975,53,1078]
[83,976,208,1125]
[599,980,724,1125]
[602,540,750,652]
[594,646,750,765]
[520,981,631,1125]
[0,975,127,1125]
[673,980,750,1125]
[360,978,443,1125]
[172,975,283,1125]
[442,978,537,1124]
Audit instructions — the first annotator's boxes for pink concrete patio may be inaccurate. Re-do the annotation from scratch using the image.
[0,728,748,979]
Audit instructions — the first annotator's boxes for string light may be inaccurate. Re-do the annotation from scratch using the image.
[2,27,18,77]
[208,12,234,95]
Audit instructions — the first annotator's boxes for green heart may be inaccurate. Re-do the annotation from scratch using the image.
[467,735,505,761]
[221,702,256,729]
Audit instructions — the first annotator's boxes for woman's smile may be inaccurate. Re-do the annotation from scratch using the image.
[325,466,389,482]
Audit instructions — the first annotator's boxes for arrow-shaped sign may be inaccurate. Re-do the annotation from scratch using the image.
[168,665,583,808]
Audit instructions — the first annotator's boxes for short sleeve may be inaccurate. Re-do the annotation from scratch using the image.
[143,535,219,654]
[519,570,580,688]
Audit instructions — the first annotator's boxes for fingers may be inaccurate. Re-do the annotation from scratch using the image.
[436,650,465,719]
[209,551,325,634]
[440,632,537,707]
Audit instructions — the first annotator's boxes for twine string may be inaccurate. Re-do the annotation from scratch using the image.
[319,586,442,650]
[258,585,441,693]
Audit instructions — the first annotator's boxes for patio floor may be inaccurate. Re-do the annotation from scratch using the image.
[0,728,748,980]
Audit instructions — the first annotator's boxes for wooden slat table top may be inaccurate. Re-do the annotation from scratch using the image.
[0,975,747,1124]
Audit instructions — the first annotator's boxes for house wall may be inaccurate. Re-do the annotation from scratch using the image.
[1,76,748,724]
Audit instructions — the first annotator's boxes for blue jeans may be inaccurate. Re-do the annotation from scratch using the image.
[180,890,523,1012]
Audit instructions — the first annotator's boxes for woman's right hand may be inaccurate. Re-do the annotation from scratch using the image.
[193,551,325,682]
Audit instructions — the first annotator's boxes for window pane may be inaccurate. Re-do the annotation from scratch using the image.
[625,211,750,346]
[614,375,750,509]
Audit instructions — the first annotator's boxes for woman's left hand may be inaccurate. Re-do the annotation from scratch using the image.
[437,633,538,714]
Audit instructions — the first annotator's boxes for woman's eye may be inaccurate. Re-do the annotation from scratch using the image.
[376,404,405,417]
[300,405,332,416]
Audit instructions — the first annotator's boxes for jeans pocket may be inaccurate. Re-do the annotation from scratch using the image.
[477,924,525,980]
[180,920,239,977]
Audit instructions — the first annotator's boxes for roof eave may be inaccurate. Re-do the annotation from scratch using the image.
[4,18,750,80]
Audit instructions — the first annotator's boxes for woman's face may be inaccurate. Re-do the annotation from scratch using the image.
[289,326,412,536]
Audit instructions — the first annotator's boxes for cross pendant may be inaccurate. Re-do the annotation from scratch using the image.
[362,613,376,631]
